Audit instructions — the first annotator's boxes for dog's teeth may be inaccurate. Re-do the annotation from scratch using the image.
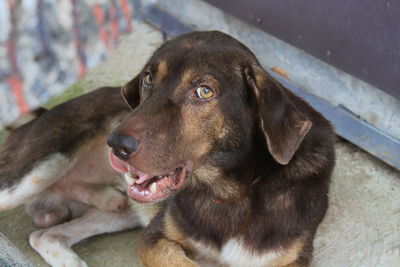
[144,190,150,196]
[150,182,157,193]
[124,173,135,185]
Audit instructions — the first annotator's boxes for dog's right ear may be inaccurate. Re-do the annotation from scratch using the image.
[121,75,140,109]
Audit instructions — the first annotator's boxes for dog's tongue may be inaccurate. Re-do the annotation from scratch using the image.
[134,172,152,184]
[109,151,152,184]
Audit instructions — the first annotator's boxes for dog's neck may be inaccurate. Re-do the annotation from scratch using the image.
[186,134,279,202]
[188,158,258,203]
[172,160,260,247]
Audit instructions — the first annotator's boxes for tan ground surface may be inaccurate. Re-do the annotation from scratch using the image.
[1,22,399,267]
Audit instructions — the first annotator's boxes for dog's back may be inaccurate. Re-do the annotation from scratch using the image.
[0,87,129,211]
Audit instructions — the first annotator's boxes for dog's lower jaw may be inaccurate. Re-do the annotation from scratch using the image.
[109,151,190,203]
[127,167,187,203]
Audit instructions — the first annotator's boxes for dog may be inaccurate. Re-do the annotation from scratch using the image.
[0,31,335,267]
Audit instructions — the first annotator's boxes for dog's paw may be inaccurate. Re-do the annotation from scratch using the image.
[29,230,88,267]
[59,255,88,267]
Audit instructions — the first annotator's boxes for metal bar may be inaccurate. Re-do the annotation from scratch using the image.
[272,73,400,170]
[143,5,193,38]
[142,6,400,170]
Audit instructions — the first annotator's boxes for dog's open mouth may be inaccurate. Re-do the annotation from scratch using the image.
[108,151,186,203]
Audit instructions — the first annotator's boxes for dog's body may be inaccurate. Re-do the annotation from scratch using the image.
[0,31,335,267]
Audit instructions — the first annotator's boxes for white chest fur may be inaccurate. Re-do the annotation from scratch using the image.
[191,238,281,267]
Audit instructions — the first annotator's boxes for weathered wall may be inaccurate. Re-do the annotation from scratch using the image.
[0,0,135,128]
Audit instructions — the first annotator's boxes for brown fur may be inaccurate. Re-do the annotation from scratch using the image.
[119,31,335,266]
[0,31,334,267]
[156,60,168,83]
[139,238,198,267]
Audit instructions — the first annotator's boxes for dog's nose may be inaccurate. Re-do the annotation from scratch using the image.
[107,131,140,160]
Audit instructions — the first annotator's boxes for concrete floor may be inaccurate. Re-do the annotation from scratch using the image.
[1,22,399,267]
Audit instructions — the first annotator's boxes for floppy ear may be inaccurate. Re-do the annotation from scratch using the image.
[121,75,140,109]
[245,65,312,165]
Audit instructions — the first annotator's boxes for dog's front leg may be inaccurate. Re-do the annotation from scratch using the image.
[138,210,198,267]
[66,183,129,213]
[29,207,139,267]
[138,238,198,267]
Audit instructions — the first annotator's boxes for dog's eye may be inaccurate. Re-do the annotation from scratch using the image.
[196,86,214,99]
[143,74,152,86]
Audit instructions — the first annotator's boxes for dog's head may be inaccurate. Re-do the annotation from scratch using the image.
[107,31,311,202]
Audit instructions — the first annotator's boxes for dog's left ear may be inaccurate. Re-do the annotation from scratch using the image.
[245,65,312,165]
[121,75,140,109]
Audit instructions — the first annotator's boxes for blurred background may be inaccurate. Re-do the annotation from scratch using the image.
[0,0,134,127]
[0,1,399,266]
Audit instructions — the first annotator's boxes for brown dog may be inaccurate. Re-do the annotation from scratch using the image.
[0,31,335,267]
